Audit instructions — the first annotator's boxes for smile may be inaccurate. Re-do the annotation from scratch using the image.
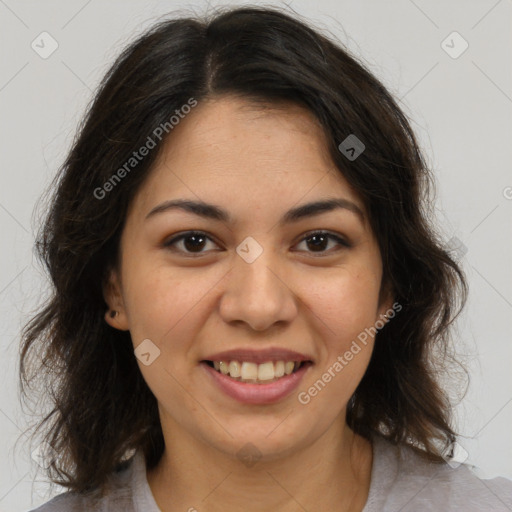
[200,359,313,404]
[205,360,306,384]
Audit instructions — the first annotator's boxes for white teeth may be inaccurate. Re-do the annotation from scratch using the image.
[257,361,275,381]
[210,359,305,383]
[240,362,258,380]
[274,361,285,378]
[228,361,241,378]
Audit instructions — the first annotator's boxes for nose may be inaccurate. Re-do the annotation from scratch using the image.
[218,246,298,332]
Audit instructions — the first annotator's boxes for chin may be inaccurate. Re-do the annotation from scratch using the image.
[196,415,316,463]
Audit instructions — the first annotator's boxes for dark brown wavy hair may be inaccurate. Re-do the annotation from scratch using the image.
[19,4,468,496]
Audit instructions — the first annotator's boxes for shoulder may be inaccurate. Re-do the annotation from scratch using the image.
[28,455,138,512]
[28,492,92,512]
[366,435,512,511]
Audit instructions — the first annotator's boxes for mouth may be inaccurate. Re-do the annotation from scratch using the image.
[199,347,314,404]
[201,359,311,384]
[200,357,313,405]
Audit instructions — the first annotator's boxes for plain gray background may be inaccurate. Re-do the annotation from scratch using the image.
[1,0,511,510]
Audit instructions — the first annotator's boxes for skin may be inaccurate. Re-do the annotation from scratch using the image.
[104,95,393,512]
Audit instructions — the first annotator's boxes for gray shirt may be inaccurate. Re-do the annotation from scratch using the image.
[29,435,512,511]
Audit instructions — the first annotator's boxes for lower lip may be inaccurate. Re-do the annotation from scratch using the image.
[201,362,312,405]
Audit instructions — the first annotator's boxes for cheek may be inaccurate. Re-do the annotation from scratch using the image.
[306,266,382,342]
[295,271,380,414]
[123,266,211,414]
[122,261,215,344]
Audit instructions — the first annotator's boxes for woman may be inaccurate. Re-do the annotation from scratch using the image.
[22,5,512,511]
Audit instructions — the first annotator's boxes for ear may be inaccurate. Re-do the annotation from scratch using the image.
[103,267,130,331]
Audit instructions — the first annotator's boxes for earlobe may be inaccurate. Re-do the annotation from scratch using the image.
[104,308,129,330]
[104,309,117,325]
[103,269,129,331]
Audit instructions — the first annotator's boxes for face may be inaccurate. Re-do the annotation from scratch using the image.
[105,96,392,461]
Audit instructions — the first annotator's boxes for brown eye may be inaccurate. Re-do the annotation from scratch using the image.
[163,230,350,257]
[295,231,350,255]
[164,231,219,255]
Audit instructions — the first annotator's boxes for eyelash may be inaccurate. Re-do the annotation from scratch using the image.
[163,230,351,257]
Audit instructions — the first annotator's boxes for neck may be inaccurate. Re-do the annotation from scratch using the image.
[146,417,373,512]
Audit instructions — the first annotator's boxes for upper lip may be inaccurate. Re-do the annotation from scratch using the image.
[202,347,314,364]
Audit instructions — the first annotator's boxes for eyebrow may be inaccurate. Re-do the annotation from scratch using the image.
[145,197,365,225]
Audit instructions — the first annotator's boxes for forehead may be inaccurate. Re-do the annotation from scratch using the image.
[129,95,365,220]
[163,95,331,165]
